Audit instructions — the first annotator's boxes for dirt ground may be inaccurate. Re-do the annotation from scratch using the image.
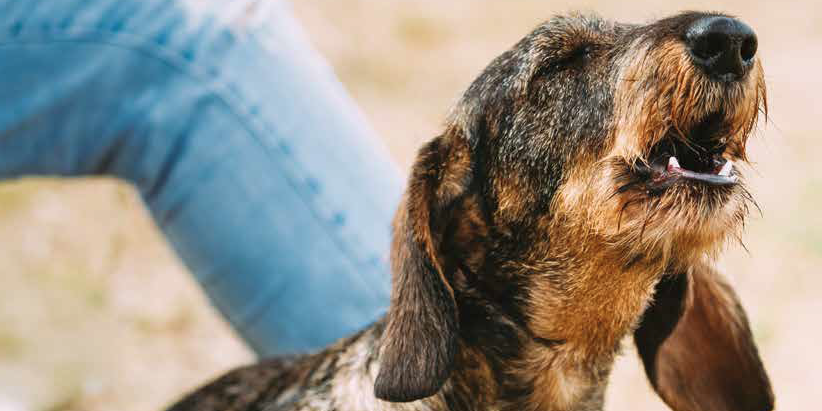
[0,1,818,410]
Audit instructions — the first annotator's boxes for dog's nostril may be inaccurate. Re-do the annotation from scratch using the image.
[685,16,757,82]
[740,36,758,62]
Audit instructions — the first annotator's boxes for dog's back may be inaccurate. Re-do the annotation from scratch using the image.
[168,325,415,411]
[167,356,303,410]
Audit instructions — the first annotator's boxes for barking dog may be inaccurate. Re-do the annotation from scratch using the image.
[168,11,773,411]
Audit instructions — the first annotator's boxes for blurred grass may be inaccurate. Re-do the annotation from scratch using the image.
[0,1,819,410]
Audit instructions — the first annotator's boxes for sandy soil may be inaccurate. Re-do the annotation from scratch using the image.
[0,1,818,410]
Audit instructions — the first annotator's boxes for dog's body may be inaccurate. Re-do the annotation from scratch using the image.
[169,11,774,411]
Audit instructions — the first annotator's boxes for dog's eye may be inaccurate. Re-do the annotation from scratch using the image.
[531,43,596,84]
[565,44,594,64]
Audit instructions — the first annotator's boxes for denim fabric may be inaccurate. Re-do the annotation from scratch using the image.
[0,0,403,356]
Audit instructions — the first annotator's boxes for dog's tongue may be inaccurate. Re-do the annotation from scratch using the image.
[666,156,737,185]
[667,156,733,176]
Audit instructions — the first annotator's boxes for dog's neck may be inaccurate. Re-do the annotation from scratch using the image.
[457,264,663,410]
[427,215,673,411]
[325,197,682,411]
[325,248,665,411]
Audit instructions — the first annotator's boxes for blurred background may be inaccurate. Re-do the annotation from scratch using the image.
[0,0,818,410]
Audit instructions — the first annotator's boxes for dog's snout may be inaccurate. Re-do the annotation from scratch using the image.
[685,16,757,82]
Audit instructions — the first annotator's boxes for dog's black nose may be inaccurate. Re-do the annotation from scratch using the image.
[685,16,757,82]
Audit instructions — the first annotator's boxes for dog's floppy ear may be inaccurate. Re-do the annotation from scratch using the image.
[634,261,774,411]
[374,132,472,403]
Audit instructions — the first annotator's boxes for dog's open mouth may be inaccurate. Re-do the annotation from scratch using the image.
[635,111,738,191]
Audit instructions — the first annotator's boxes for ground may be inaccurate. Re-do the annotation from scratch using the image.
[0,1,818,410]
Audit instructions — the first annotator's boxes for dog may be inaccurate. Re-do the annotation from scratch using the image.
[167,11,774,411]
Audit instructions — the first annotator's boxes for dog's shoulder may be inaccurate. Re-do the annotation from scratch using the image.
[166,355,305,410]
[166,324,391,411]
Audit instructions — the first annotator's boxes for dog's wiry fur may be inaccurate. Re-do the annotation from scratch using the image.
[168,11,774,411]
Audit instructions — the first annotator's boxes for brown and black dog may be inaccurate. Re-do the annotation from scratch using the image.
[168,11,773,411]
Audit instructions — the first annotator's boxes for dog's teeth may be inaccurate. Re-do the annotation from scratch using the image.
[667,156,680,170]
[718,160,734,177]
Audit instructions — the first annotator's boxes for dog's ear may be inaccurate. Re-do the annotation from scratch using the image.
[374,132,472,403]
[634,261,774,411]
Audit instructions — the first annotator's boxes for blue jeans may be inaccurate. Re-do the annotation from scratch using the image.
[0,0,402,356]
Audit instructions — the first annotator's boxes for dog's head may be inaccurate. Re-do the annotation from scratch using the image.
[374,12,766,404]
